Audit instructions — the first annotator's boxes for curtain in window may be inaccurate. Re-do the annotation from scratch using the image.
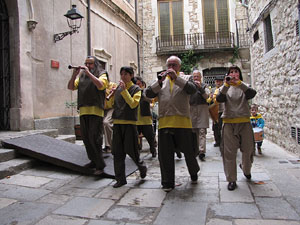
[158,0,183,44]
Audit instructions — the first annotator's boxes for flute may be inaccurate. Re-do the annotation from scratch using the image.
[106,84,120,100]
[68,65,82,69]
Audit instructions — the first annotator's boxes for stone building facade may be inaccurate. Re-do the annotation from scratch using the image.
[247,0,300,154]
[139,0,251,87]
[0,0,141,133]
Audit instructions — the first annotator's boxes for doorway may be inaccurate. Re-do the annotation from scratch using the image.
[0,0,10,130]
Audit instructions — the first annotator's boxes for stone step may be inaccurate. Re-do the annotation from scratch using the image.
[0,129,59,147]
[0,148,18,162]
[56,135,76,144]
[0,157,36,179]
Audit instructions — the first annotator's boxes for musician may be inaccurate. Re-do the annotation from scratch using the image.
[67,56,108,175]
[135,76,157,158]
[189,70,210,161]
[103,75,117,153]
[216,66,256,191]
[212,75,225,147]
[111,66,147,188]
[145,56,200,192]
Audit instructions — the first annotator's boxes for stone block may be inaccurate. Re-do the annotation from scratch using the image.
[0,185,51,201]
[209,203,261,219]
[54,197,115,219]
[255,197,300,220]
[0,201,57,225]
[0,174,52,188]
[34,215,88,225]
[154,201,208,225]
[118,188,166,208]
[220,182,254,203]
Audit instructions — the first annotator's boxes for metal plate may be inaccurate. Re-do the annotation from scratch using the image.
[2,134,138,178]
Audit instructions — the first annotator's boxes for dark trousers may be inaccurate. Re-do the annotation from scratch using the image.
[80,115,106,170]
[158,128,200,188]
[213,112,223,145]
[137,125,156,154]
[112,124,146,182]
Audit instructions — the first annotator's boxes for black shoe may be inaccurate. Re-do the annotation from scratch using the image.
[257,147,262,154]
[139,166,147,179]
[152,151,157,158]
[227,182,237,191]
[199,153,205,161]
[93,169,104,176]
[214,143,220,147]
[176,152,182,159]
[113,180,127,188]
[102,146,111,153]
[162,186,174,192]
[239,164,251,180]
[84,161,96,168]
[191,174,198,184]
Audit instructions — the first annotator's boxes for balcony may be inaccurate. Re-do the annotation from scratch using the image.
[156,32,235,55]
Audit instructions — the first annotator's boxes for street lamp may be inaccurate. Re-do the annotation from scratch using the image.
[53,5,84,42]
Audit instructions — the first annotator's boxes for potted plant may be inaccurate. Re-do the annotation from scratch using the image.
[65,101,82,140]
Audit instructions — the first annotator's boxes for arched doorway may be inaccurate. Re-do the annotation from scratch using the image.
[0,0,10,130]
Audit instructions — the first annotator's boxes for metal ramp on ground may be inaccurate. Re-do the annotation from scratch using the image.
[2,134,138,178]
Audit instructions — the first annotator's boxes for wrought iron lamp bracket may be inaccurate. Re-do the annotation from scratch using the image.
[53,29,78,42]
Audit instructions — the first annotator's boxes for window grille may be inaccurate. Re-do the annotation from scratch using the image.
[203,67,227,87]
[264,14,274,52]
[291,127,296,139]
[296,20,299,37]
[297,128,300,145]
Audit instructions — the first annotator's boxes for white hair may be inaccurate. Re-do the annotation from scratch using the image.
[166,56,181,65]
[192,69,203,79]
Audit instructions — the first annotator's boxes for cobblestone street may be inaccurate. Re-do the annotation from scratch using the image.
[1,128,300,225]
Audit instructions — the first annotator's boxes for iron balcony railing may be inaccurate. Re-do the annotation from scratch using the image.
[156,32,235,55]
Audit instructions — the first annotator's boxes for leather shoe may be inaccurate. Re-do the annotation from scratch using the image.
[139,166,147,179]
[176,151,182,159]
[93,169,104,176]
[214,143,220,147]
[152,151,157,158]
[84,161,96,168]
[239,164,251,180]
[227,182,237,191]
[113,180,127,188]
[191,174,198,184]
[199,153,205,161]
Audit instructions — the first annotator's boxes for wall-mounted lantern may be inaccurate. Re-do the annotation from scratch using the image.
[53,5,84,42]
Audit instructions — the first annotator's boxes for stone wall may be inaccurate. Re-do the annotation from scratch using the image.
[248,0,300,154]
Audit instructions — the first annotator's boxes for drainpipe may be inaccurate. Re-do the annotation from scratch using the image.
[135,0,141,76]
[87,0,91,56]
[26,0,38,30]
[298,0,300,40]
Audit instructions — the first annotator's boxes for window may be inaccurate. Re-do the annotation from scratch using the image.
[158,0,184,39]
[202,0,229,42]
[253,31,259,43]
[264,14,274,52]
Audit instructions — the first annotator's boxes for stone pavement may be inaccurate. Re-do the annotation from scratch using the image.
[1,129,300,225]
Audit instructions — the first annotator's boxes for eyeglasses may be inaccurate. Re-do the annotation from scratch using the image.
[85,62,93,66]
[167,63,178,67]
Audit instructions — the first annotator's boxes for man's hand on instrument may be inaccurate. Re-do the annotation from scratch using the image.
[167,68,177,80]
[194,80,201,88]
